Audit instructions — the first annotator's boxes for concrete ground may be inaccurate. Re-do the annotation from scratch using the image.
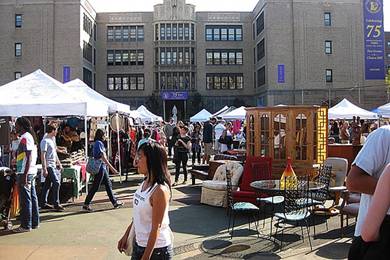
[0,170,354,260]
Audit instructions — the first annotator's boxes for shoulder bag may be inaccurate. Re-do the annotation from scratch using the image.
[86,157,103,175]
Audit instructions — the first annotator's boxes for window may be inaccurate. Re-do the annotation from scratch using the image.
[137,50,144,65]
[166,48,171,64]
[83,68,92,87]
[229,51,236,64]
[160,49,166,65]
[172,48,177,64]
[107,26,114,41]
[213,52,220,65]
[83,41,93,63]
[206,52,213,65]
[257,66,265,87]
[122,51,129,65]
[257,39,265,61]
[221,52,228,65]
[206,74,244,90]
[325,40,332,54]
[123,26,129,41]
[15,14,22,28]
[172,24,177,40]
[15,72,22,79]
[206,49,243,65]
[221,28,228,41]
[184,24,189,40]
[115,26,122,41]
[137,26,144,41]
[236,28,242,41]
[93,48,96,65]
[387,41,390,47]
[191,24,195,40]
[388,53,390,58]
[107,50,114,65]
[130,50,137,65]
[228,28,235,41]
[213,28,220,41]
[166,24,171,40]
[94,23,97,41]
[83,14,93,36]
[256,12,264,35]
[155,24,159,40]
[326,69,333,82]
[130,26,137,41]
[107,74,145,91]
[206,28,213,41]
[160,24,165,40]
[15,43,22,57]
[324,12,331,26]
[184,47,190,64]
[178,24,184,40]
[115,51,122,65]
[236,52,243,65]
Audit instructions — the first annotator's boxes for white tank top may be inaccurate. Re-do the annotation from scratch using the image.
[133,181,172,248]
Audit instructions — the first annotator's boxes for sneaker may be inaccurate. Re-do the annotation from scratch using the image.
[114,201,124,209]
[182,180,187,185]
[32,225,40,230]
[13,226,31,233]
[82,205,93,212]
[54,205,65,212]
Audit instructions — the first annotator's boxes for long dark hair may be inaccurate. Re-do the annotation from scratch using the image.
[15,117,38,145]
[94,128,105,142]
[138,141,172,192]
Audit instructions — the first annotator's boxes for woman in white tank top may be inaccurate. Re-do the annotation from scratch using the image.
[118,141,173,260]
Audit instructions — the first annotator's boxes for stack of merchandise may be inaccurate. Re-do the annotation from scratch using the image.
[60,149,85,168]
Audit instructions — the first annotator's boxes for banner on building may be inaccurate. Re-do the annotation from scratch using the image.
[63,66,70,83]
[363,0,385,80]
[161,91,188,100]
[277,64,285,83]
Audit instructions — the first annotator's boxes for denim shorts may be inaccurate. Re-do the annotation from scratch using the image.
[131,242,173,260]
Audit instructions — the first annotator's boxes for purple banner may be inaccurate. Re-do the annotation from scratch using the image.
[161,91,188,100]
[364,0,385,80]
[63,66,70,83]
[277,64,285,83]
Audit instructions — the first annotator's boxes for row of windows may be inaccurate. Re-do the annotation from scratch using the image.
[107,26,144,42]
[83,41,93,63]
[157,72,195,90]
[206,74,244,90]
[206,49,243,65]
[156,23,195,41]
[83,14,93,37]
[107,74,144,91]
[156,47,195,65]
[205,25,242,41]
[107,49,144,66]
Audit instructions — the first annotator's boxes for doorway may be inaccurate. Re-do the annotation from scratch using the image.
[164,100,185,121]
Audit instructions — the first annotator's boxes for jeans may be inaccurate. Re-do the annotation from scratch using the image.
[17,174,40,229]
[41,166,61,207]
[131,243,173,260]
[191,148,201,164]
[175,152,188,182]
[84,165,117,206]
[167,138,173,157]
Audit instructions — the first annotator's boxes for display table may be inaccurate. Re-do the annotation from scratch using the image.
[62,166,84,200]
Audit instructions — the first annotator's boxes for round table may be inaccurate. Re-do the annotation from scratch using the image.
[250,179,325,195]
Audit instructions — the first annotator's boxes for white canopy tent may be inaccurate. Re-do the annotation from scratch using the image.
[212,106,229,117]
[376,103,390,118]
[136,105,163,122]
[222,106,247,120]
[328,98,378,120]
[0,70,108,117]
[64,79,130,115]
[190,109,212,122]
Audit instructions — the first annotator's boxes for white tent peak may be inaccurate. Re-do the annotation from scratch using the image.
[328,98,377,119]
[190,109,212,122]
[136,105,163,122]
[222,106,246,120]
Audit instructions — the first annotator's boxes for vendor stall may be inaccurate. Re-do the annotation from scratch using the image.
[328,98,378,120]
[190,109,212,123]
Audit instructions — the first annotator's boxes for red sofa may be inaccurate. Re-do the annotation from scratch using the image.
[232,156,272,204]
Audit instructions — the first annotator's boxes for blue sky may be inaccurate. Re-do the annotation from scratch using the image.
[90,0,390,31]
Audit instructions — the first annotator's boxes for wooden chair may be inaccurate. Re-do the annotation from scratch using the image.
[339,190,360,237]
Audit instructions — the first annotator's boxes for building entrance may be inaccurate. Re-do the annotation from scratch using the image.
[164,100,186,122]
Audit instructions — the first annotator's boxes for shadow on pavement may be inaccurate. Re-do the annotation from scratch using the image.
[315,240,351,259]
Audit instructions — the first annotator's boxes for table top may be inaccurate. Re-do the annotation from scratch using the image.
[250,179,325,193]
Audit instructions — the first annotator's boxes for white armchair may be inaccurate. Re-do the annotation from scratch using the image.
[200,161,243,207]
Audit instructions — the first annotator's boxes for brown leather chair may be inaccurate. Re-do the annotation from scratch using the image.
[340,190,361,237]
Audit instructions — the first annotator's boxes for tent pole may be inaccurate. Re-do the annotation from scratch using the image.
[115,113,122,183]
[84,116,88,195]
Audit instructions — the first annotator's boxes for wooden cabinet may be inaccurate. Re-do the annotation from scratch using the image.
[246,106,328,178]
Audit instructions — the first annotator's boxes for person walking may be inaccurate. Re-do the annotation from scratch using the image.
[117,141,173,259]
[164,119,175,157]
[173,126,191,186]
[191,124,202,165]
[83,129,123,212]
[13,117,39,233]
[202,117,216,164]
[40,125,64,211]
[346,125,390,259]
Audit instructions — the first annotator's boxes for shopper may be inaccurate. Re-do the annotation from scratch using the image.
[173,126,191,186]
[346,125,390,259]
[40,125,64,211]
[117,141,173,260]
[83,129,123,212]
[13,117,39,233]
[202,117,216,164]
[191,124,202,165]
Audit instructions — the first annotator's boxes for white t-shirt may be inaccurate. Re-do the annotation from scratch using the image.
[16,132,38,175]
[353,126,390,236]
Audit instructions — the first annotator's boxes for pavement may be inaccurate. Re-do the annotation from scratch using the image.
[0,166,354,260]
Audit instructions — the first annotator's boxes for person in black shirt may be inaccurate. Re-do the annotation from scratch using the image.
[191,124,202,165]
[202,117,216,164]
[173,126,191,186]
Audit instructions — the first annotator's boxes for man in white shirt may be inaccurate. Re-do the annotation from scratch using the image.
[346,126,390,257]
[214,120,226,153]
